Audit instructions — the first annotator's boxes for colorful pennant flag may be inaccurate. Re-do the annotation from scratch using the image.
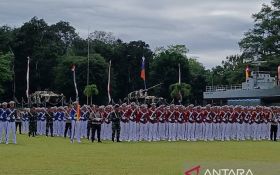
[76,104,81,121]
[245,65,251,80]
[140,57,145,80]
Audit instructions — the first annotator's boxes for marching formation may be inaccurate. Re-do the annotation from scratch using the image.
[0,101,279,144]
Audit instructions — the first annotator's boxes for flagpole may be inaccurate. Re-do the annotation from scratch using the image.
[26,56,30,107]
[86,29,90,105]
[72,65,79,102]
[178,63,181,85]
[178,63,182,104]
[144,79,146,90]
[107,60,112,104]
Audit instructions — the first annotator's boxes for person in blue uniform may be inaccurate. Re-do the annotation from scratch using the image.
[37,108,44,135]
[0,103,5,143]
[70,102,81,143]
[5,101,17,144]
[0,102,9,143]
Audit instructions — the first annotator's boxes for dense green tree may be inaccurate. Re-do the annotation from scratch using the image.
[149,45,190,101]
[83,84,99,105]
[0,17,209,105]
[0,53,12,96]
[208,55,247,86]
[188,58,208,105]
[239,0,280,73]
[0,26,14,53]
[55,54,109,104]
[169,83,191,104]
[10,17,79,100]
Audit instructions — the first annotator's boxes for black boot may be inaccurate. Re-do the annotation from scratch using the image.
[112,132,115,142]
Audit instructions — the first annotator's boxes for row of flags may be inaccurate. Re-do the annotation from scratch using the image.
[25,56,280,108]
[245,65,280,82]
[70,57,146,104]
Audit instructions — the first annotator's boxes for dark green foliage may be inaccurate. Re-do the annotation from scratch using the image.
[0,53,12,96]
[0,17,219,105]
[239,0,280,74]
[149,45,190,102]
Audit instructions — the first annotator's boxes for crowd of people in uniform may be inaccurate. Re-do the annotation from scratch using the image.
[0,101,279,144]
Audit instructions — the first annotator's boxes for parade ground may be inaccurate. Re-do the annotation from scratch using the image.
[0,135,279,175]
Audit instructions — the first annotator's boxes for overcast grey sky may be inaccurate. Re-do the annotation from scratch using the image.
[0,0,271,68]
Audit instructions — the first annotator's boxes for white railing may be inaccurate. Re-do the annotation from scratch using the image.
[206,84,242,92]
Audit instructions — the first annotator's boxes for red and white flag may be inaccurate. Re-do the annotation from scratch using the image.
[71,64,79,101]
[71,65,76,72]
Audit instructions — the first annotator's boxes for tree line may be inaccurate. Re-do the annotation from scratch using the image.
[0,0,279,105]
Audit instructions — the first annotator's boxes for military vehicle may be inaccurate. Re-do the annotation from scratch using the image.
[125,83,166,105]
[30,91,65,106]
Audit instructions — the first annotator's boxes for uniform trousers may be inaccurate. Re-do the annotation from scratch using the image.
[177,123,185,140]
[270,124,278,141]
[129,121,137,141]
[148,123,158,141]
[64,122,71,138]
[205,123,213,141]
[0,121,5,142]
[6,122,16,144]
[158,123,166,140]
[168,123,177,141]
[139,123,148,141]
[22,121,29,133]
[71,120,81,142]
[91,124,101,142]
[37,120,46,135]
[16,122,22,134]
[46,122,53,137]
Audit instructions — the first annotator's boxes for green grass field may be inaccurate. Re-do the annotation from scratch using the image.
[0,134,279,175]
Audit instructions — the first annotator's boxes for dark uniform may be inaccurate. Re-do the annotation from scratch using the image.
[87,117,92,140]
[109,106,121,142]
[46,110,54,137]
[91,111,102,142]
[28,109,37,137]
[270,112,278,141]
[64,113,72,138]
[15,113,22,134]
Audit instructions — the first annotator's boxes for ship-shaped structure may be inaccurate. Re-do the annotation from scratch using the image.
[203,67,280,106]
